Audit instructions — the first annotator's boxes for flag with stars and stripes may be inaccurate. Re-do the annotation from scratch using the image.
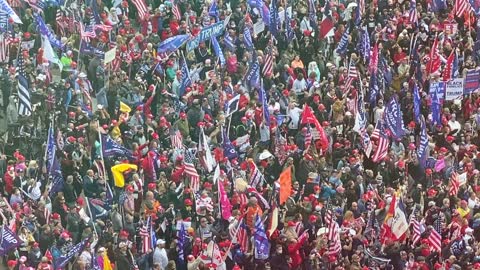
[428,226,442,252]
[454,0,473,17]
[248,160,265,188]
[408,0,418,26]
[372,121,390,163]
[17,53,32,116]
[131,0,149,20]
[449,171,460,196]
[409,206,422,247]
[184,149,200,192]
[172,1,181,21]
[262,39,274,77]
[344,58,359,91]
[139,216,152,254]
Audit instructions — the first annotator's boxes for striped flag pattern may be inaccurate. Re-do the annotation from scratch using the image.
[56,9,66,36]
[0,34,10,63]
[449,171,459,196]
[235,220,249,252]
[372,122,389,163]
[139,216,152,253]
[249,161,265,188]
[325,208,342,255]
[408,0,418,25]
[79,22,96,42]
[17,53,32,116]
[172,2,181,20]
[262,40,274,77]
[170,128,183,149]
[428,227,442,252]
[370,120,381,140]
[184,150,200,192]
[410,209,421,247]
[304,126,313,150]
[454,0,473,17]
[344,58,359,91]
[131,0,149,20]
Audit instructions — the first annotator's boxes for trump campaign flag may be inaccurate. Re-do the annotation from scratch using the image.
[417,117,429,168]
[254,215,270,260]
[413,83,421,123]
[0,226,22,255]
[464,69,480,94]
[383,95,405,139]
[157,34,189,53]
[0,0,21,24]
[101,135,135,160]
[54,238,88,269]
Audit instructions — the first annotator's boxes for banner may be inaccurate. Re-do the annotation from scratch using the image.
[80,41,105,57]
[429,81,445,101]
[158,34,189,53]
[0,226,22,256]
[253,20,265,36]
[383,95,405,139]
[186,21,225,51]
[0,0,21,24]
[0,11,8,33]
[33,13,63,49]
[464,69,480,94]
[445,78,464,100]
[444,23,458,36]
[104,47,117,64]
[54,238,88,269]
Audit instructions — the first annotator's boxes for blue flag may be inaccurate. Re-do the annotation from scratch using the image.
[179,56,191,97]
[452,52,459,78]
[101,135,135,160]
[464,69,480,94]
[224,94,240,116]
[383,95,406,139]
[157,34,189,53]
[354,0,361,25]
[258,85,270,126]
[90,0,101,24]
[308,0,318,30]
[178,222,187,261]
[357,28,370,62]
[254,215,270,260]
[33,13,63,49]
[222,127,238,160]
[417,117,428,168]
[208,0,219,20]
[285,8,294,42]
[413,83,421,123]
[54,238,88,269]
[46,125,55,173]
[0,226,22,256]
[87,197,108,220]
[243,26,254,50]
[211,37,226,66]
[80,41,105,57]
[49,154,64,197]
[269,0,280,36]
[431,0,447,11]
[0,12,8,33]
[369,72,379,106]
[336,27,350,55]
[245,59,260,88]
[258,0,270,25]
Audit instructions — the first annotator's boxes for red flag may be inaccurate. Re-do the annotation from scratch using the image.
[301,105,329,152]
[443,50,455,82]
[427,36,441,75]
[319,17,334,39]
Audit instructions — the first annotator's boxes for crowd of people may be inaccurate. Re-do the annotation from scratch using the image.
[0,0,479,269]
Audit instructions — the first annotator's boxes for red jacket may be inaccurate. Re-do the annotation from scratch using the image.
[287,236,307,268]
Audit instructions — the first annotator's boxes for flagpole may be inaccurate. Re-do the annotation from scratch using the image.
[85,197,99,238]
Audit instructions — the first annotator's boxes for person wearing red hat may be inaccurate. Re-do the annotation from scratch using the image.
[175,111,190,139]
[287,232,309,269]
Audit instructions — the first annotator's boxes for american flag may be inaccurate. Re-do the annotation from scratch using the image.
[79,22,96,42]
[249,161,265,188]
[408,0,418,25]
[44,207,51,225]
[247,187,270,210]
[94,160,105,179]
[262,39,274,77]
[56,9,66,36]
[131,0,149,20]
[184,150,200,192]
[325,208,342,255]
[449,171,460,196]
[274,130,288,165]
[17,53,32,116]
[344,58,359,91]
[372,122,389,163]
[0,34,10,63]
[304,126,313,150]
[111,57,121,72]
[454,0,473,17]
[93,24,113,32]
[409,207,421,247]
[370,120,381,140]
[170,128,183,149]
[238,192,248,207]
[139,216,153,253]
[172,2,181,20]
[428,227,442,252]
[236,220,249,252]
